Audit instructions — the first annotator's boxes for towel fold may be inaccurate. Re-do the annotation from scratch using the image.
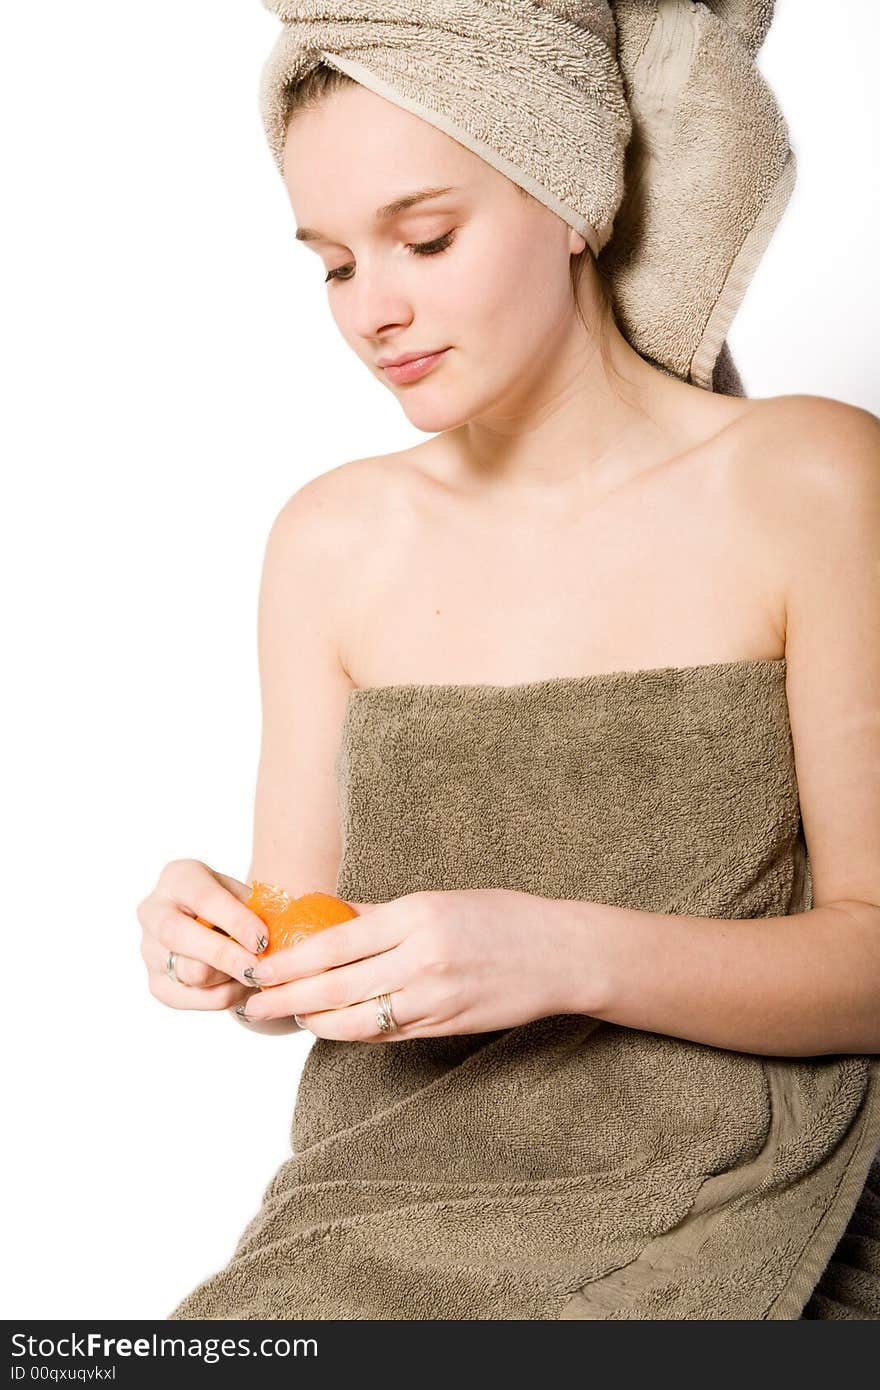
[258,1,796,395]
[168,659,880,1319]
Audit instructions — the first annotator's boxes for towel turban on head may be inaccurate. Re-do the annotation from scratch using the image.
[258,1,796,397]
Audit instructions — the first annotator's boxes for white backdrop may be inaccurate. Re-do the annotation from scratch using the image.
[3,1,877,1320]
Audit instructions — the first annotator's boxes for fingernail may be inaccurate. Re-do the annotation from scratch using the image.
[294,1014,306,1029]
[255,934,268,954]
[234,1003,249,1019]
[243,967,262,989]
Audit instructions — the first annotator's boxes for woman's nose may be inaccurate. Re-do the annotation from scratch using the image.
[345,264,414,342]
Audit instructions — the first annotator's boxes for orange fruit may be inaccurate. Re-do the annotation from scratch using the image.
[196,880,357,953]
[258,889,359,955]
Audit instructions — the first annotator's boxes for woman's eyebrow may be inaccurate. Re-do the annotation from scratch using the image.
[295,185,458,243]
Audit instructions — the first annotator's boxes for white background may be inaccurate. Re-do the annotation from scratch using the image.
[2,1,877,1319]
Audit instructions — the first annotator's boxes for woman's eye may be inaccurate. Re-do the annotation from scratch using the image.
[325,230,456,284]
[325,264,354,284]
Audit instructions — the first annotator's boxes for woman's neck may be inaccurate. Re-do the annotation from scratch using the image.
[446,321,713,508]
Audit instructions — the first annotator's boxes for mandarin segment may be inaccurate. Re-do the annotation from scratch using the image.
[247,880,294,922]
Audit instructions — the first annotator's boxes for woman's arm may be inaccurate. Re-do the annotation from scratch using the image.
[232,467,363,1036]
[562,400,880,1057]
[555,897,880,1056]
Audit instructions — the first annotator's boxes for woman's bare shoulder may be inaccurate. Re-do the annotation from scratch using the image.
[273,448,424,543]
[724,393,878,521]
[719,394,878,616]
[732,392,878,468]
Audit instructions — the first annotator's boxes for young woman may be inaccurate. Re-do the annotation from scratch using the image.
[138,58,880,1321]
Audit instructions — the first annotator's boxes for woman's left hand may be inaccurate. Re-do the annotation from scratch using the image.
[237,888,577,1041]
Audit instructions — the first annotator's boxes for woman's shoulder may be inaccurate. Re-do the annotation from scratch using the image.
[729,392,878,469]
[722,392,879,521]
[271,448,420,540]
[712,394,878,630]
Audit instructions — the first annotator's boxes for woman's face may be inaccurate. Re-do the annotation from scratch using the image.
[283,82,587,434]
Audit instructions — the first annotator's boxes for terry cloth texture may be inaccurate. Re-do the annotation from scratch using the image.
[169,658,880,1320]
[257,1,796,397]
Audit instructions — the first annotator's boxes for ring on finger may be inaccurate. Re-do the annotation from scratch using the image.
[166,950,185,986]
[375,991,399,1034]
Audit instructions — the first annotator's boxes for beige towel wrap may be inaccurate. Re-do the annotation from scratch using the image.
[169,661,880,1319]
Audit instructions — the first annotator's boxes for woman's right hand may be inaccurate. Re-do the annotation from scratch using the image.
[137,858,267,1011]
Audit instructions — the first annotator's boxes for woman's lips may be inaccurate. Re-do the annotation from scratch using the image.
[382,348,450,385]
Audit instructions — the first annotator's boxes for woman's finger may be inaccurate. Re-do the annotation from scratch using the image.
[244,949,405,1024]
[150,970,252,1012]
[160,859,267,954]
[146,900,261,986]
[140,934,234,988]
[295,990,415,1042]
[253,910,406,988]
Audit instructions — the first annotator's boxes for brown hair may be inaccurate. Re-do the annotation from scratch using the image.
[284,63,618,374]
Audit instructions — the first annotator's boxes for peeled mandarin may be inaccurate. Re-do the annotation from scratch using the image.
[195,880,357,952]
[264,891,359,955]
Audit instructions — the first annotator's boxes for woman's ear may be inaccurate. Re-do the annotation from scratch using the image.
[569,230,587,256]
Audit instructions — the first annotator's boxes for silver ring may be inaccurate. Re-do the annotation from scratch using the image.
[375,992,399,1033]
[166,950,182,985]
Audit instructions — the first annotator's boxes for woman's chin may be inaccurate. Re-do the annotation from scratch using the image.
[396,393,477,435]
[403,411,460,434]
